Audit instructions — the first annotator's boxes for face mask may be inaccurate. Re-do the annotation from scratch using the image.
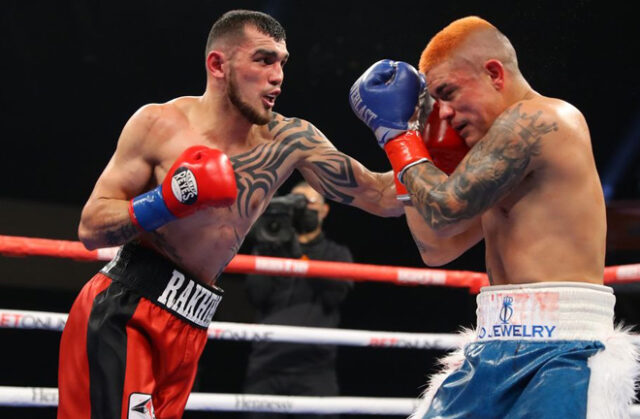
[294,208,319,234]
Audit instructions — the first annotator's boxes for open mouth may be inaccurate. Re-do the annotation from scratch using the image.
[263,91,280,108]
[263,94,276,107]
[455,122,468,136]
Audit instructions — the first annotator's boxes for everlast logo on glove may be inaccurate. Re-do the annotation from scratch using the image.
[349,87,377,125]
[171,167,198,205]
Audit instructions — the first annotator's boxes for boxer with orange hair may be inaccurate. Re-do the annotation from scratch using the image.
[351,16,639,419]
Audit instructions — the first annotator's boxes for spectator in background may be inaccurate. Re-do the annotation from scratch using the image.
[243,181,353,419]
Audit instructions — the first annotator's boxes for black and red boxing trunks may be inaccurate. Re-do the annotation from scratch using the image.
[58,242,223,419]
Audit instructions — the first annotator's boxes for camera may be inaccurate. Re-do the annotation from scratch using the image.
[250,193,308,257]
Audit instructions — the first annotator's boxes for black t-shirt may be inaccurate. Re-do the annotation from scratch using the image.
[245,233,353,375]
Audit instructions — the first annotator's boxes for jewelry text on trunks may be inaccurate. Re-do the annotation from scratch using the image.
[478,295,557,339]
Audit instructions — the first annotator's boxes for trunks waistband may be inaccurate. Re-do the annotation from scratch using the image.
[100,242,223,329]
[476,282,614,341]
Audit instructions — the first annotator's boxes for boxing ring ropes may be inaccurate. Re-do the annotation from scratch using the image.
[2,234,640,416]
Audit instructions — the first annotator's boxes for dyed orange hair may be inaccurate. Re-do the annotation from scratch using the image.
[419,16,496,74]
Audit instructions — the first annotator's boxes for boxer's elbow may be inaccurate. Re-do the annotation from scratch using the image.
[78,197,136,250]
[78,221,101,250]
[412,237,459,267]
[415,234,472,267]
[78,203,102,250]
[419,249,458,267]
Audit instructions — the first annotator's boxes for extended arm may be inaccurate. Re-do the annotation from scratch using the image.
[296,135,402,217]
[271,116,404,217]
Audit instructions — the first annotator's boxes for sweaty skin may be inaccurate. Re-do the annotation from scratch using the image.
[78,26,400,286]
[403,32,606,286]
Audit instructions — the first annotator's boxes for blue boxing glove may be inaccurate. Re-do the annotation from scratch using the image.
[350,59,424,145]
[349,60,432,200]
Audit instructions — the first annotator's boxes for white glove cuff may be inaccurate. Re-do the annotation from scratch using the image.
[397,158,430,185]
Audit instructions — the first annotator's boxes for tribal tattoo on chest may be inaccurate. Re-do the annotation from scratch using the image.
[229,115,358,219]
[404,103,557,230]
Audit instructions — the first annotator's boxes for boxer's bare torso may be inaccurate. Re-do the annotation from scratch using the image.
[79,97,400,285]
[405,96,606,286]
[479,97,605,285]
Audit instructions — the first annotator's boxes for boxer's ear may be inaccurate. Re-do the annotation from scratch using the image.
[207,50,226,79]
[484,59,504,90]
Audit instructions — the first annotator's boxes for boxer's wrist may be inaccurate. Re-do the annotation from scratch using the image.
[398,158,430,184]
[383,131,432,185]
[129,186,177,231]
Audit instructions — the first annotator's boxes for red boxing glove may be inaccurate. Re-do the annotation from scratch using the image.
[422,102,470,174]
[129,146,238,231]
[383,131,432,200]
[162,146,237,215]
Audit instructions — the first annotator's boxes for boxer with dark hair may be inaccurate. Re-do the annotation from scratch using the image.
[351,16,639,419]
[58,9,403,419]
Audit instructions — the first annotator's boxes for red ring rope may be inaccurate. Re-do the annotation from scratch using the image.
[1,235,638,293]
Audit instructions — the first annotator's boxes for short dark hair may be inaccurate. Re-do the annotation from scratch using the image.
[205,10,286,57]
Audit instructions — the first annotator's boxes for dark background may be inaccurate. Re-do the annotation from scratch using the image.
[1,0,640,417]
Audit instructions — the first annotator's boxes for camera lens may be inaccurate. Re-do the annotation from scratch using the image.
[267,220,282,233]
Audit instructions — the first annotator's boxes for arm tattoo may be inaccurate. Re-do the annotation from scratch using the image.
[307,149,357,205]
[230,115,358,217]
[230,116,316,218]
[104,223,139,246]
[405,103,557,230]
[276,121,359,204]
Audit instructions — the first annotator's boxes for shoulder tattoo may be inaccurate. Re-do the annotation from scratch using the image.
[230,115,357,216]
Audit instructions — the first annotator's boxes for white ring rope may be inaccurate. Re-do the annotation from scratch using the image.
[3,386,640,417]
[0,309,465,350]
[3,313,640,413]
[4,308,640,348]
[0,386,417,414]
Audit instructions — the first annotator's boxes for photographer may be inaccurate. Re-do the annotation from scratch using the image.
[243,181,354,419]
